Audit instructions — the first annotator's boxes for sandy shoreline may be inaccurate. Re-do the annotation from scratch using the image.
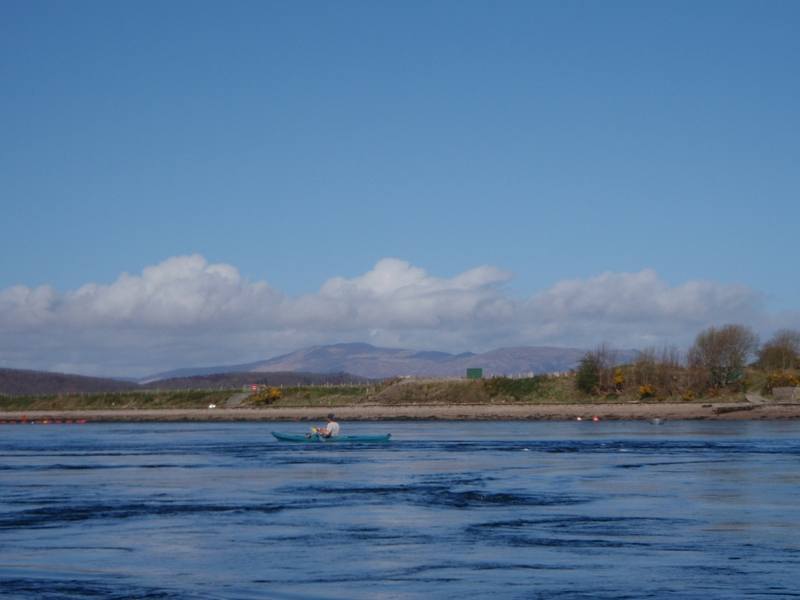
[2,402,800,422]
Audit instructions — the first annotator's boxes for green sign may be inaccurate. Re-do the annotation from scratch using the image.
[466,368,483,380]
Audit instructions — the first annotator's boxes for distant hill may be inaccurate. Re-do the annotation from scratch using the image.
[248,343,473,379]
[142,342,628,381]
[242,342,598,379]
[0,366,368,396]
[2,343,638,396]
[0,368,139,396]
[141,371,369,391]
[138,362,266,384]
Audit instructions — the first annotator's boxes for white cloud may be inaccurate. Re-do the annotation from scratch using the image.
[519,269,764,348]
[60,255,282,328]
[0,254,783,377]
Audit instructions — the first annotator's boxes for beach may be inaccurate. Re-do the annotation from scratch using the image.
[2,401,800,422]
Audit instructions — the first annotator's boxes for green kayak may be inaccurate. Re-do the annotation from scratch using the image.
[272,431,391,443]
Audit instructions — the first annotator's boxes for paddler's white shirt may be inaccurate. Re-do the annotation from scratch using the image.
[325,421,340,437]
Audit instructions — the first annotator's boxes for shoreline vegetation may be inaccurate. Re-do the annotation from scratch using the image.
[1,374,799,422]
[2,324,798,422]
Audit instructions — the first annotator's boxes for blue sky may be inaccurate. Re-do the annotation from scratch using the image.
[1,1,798,375]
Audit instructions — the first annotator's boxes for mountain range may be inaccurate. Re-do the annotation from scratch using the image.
[2,343,637,396]
[142,342,602,381]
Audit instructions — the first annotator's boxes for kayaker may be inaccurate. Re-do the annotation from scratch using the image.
[313,413,340,438]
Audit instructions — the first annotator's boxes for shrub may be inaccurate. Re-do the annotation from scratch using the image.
[638,384,656,400]
[483,376,547,400]
[252,387,282,405]
[613,368,625,391]
[576,354,600,394]
[575,345,621,394]
[762,371,800,394]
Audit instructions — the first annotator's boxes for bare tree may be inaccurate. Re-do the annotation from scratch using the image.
[632,346,684,396]
[594,344,618,392]
[688,324,758,388]
[656,346,684,395]
[758,329,800,370]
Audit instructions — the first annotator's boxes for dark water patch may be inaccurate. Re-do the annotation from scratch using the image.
[0,577,202,600]
[410,439,800,457]
[259,533,319,544]
[254,559,570,588]
[288,483,430,503]
[2,496,81,507]
[271,456,366,466]
[286,483,590,509]
[432,489,588,508]
[678,565,752,577]
[471,561,567,571]
[264,529,438,546]
[249,563,478,584]
[337,527,437,545]
[23,545,135,553]
[417,472,496,486]
[0,501,286,529]
[523,592,649,600]
[2,451,193,458]
[467,515,693,537]
[0,463,208,472]
[615,459,734,469]
[504,535,651,549]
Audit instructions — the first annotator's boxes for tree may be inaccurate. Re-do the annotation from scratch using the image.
[575,345,616,394]
[575,352,600,394]
[632,346,684,396]
[688,324,758,388]
[757,329,800,370]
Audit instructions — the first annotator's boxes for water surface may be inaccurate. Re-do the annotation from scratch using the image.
[1,420,799,599]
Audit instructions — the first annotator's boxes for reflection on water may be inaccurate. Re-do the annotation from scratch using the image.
[1,420,800,599]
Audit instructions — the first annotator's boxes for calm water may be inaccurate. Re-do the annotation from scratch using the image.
[1,420,799,599]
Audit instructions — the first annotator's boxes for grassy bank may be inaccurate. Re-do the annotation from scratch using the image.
[0,373,772,412]
[0,389,233,411]
[240,374,747,408]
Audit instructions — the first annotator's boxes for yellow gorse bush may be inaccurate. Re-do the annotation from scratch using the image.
[764,371,800,393]
[613,368,625,388]
[638,384,656,399]
[251,386,283,404]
